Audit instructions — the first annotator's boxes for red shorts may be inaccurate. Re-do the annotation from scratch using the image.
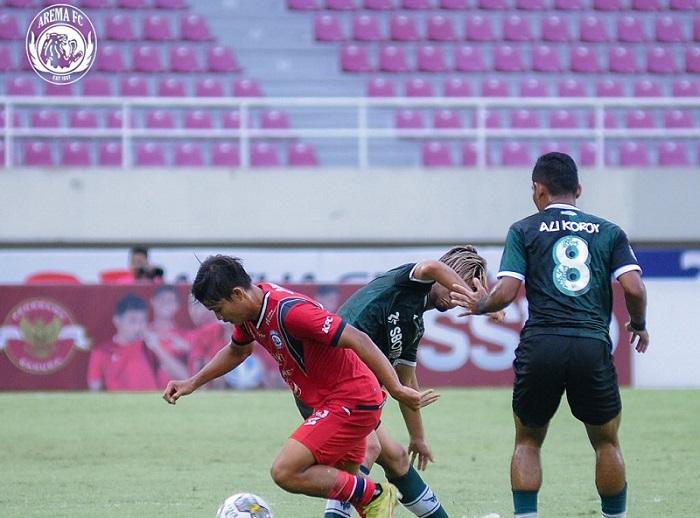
[291,401,381,467]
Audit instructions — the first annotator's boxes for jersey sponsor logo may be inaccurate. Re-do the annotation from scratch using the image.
[540,220,600,234]
[321,316,333,334]
[270,331,283,350]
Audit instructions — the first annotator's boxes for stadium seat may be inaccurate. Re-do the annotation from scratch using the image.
[395,109,425,129]
[479,0,508,9]
[69,110,99,128]
[427,15,457,41]
[443,77,473,97]
[158,77,187,96]
[61,141,92,166]
[170,45,201,72]
[155,0,188,8]
[465,15,496,41]
[207,46,242,72]
[658,142,690,166]
[260,110,291,129]
[511,109,540,128]
[503,15,534,41]
[174,143,205,166]
[482,78,509,96]
[617,16,647,42]
[403,0,433,7]
[540,141,570,155]
[31,109,60,128]
[669,0,694,8]
[516,0,547,8]
[234,78,263,97]
[541,15,570,42]
[379,45,410,72]
[570,46,601,73]
[694,19,700,42]
[180,14,214,41]
[7,77,35,96]
[146,110,176,129]
[83,76,112,96]
[647,47,677,73]
[494,45,526,72]
[99,142,123,166]
[107,110,132,129]
[0,110,20,128]
[501,141,531,165]
[417,45,448,72]
[352,14,383,41]
[421,141,453,166]
[532,45,563,72]
[672,79,700,97]
[105,14,136,41]
[367,77,396,96]
[99,269,134,284]
[579,142,599,166]
[0,14,22,40]
[133,45,164,72]
[195,77,225,97]
[596,78,625,97]
[549,109,578,128]
[0,46,12,71]
[655,16,686,42]
[120,76,150,96]
[326,0,357,8]
[554,0,584,10]
[316,14,345,41]
[389,15,420,41]
[579,15,609,42]
[222,110,245,128]
[634,78,663,97]
[460,142,478,166]
[118,0,149,8]
[686,47,700,73]
[143,14,174,41]
[0,141,4,166]
[81,0,111,7]
[485,110,503,128]
[520,77,549,96]
[586,110,618,128]
[439,0,469,7]
[405,77,434,96]
[288,142,319,166]
[250,142,280,167]
[136,142,167,166]
[24,141,54,166]
[454,45,486,72]
[288,0,320,8]
[619,141,651,166]
[364,0,395,9]
[626,109,655,128]
[558,78,586,96]
[341,45,373,72]
[632,0,662,9]
[25,272,81,284]
[45,83,74,97]
[184,110,214,129]
[664,109,694,128]
[609,46,638,73]
[433,109,462,128]
[6,0,34,6]
[97,45,127,72]
[212,142,241,166]
[593,0,623,10]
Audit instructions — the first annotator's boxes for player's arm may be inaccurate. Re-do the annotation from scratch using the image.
[413,260,467,290]
[337,325,439,411]
[162,342,253,404]
[450,276,521,315]
[617,270,649,353]
[395,363,434,470]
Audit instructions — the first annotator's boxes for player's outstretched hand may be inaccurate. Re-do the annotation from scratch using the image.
[408,437,435,471]
[162,379,196,405]
[391,386,440,410]
[451,278,489,316]
[626,322,650,353]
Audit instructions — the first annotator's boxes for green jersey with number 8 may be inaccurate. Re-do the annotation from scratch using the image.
[498,203,641,342]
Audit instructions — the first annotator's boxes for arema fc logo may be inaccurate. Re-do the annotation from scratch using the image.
[26,4,97,85]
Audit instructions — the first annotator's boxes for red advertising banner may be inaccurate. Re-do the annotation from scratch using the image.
[0,284,631,391]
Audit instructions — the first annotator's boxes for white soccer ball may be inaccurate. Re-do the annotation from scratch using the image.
[216,493,273,518]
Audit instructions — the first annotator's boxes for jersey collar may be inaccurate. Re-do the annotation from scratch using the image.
[254,289,271,329]
[545,203,578,211]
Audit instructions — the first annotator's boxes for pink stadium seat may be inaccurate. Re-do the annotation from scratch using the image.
[174,143,205,166]
[6,0,34,6]
[593,0,623,10]
[516,0,547,8]
[403,0,433,7]
[580,142,601,167]
[647,47,677,73]
[143,14,174,41]
[554,0,583,9]
[433,109,462,128]
[45,83,73,96]
[405,77,434,96]
[580,15,609,42]
[170,45,201,72]
[97,45,127,72]
[632,0,662,9]
[511,109,539,128]
[626,109,655,128]
[658,142,690,166]
[501,142,531,165]
[105,14,136,41]
[672,79,700,97]
[212,142,240,167]
[0,141,4,166]
[540,142,570,155]
[421,141,453,167]
[367,77,396,96]
[395,109,426,129]
[352,15,383,41]
[482,78,509,96]
[520,77,548,96]
[532,45,562,71]
[25,272,81,284]
[444,77,473,97]
[389,15,420,41]
[664,109,694,128]
[549,109,578,128]
[0,14,21,40]
[7,77,36,96]
[465,15,496,41]
[503,15,534,41]
[251,142,280,167]
[655,16,685,42]
[571,46,601,73]
[24,141,53,166]
[586,110,618,128]
[541,15,570,41]
[341,45,373,71]
[618,141,650,166]
[234,78,263,97]
[0,46,13,71]
[158,77,187,96]
[417,45,448,72]
[694,19,700,41]
[427,15,457,41]
[461,142,478,167]
[479,0,508,9]
[379,45,410,72]
[184,110,213,129]
[107,110,132,128]
[494,45,526,72]
[207,46,241,72]
[146,109,176,129]
[558,78,586,96]
[608,46,638,73]
[120,76,149,96]
[288,0,320,8]
[455,45,486,72]
[617,16,647,43]
[81,0,111,6]
[0,110,20,128]
[596,79,625,96]
[222,110,246,128]
[155,0,188,7]
[118,0,148,8]
[83,76,112,96]
[32,110,60,128]
[288,142,319,166]
[686,47,700,73]
[316,14,345,41]
[440,0,469,7]
[260,110,291,129]
[669,0,695,8]
[364,0,395,8]
[133,45,164,72]
[634,78,663,96]
[136,142,167,166]
[69,110,98,128]
[195,77,225,97]
[485,110,502,128]
[181,14,214,41]
[61,141,91,166]
[326,0,357,8]
[99,142,122,166]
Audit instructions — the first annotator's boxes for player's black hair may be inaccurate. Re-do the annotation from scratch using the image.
[114,293,148,316]
[191,255,252,305]
[532,152,579,196]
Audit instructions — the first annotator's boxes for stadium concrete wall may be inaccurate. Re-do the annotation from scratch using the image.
[1,167,699,245]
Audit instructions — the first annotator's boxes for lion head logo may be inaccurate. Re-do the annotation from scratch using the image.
[40,32,84,70]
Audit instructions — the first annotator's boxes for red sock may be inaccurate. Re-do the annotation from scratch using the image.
[328,470,377,508]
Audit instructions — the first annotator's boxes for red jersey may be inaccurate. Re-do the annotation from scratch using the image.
[231,283,384,410]
[87,339,168,391]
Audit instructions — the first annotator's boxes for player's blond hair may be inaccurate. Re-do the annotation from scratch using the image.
[439,245,487,288]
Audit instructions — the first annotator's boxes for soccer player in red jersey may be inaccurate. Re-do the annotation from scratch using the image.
[163,255,439,517]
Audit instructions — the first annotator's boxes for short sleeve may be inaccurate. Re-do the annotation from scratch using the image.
[610,227,642,279]
[498,225,527,281]
[231,324,254,346]
[282,300,347,348]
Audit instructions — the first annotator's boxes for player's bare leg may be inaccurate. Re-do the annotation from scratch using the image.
[511,414,548,518]
[585,414,627,518]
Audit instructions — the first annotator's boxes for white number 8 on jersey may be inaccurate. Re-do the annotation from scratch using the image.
[552,235,591,297]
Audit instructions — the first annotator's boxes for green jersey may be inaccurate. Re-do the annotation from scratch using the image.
[337,263,433,367]
[499,203,641,342]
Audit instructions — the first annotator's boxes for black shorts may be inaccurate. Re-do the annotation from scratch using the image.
[512,334,621,427]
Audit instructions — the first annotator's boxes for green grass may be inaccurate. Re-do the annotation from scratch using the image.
[1,388,698,517]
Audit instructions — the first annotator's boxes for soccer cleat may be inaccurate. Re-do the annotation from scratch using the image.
[362,483,401,518]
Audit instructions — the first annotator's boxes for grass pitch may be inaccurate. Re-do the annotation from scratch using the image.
[1,388,697,517]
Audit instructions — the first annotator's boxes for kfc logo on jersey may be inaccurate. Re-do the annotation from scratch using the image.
[0,298,90,374]
[321,316,334,334]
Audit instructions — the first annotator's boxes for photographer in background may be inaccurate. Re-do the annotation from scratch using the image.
[129,246,165,283]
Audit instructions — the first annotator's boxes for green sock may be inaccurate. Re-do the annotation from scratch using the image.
[513,489,538,517]
[388,466,448,518]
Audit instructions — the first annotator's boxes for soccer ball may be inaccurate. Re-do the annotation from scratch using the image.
[216,493,273,518]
